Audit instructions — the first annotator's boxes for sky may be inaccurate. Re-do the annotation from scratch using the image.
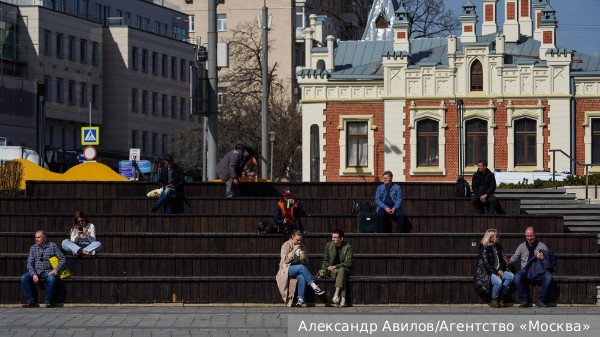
[444,0,600,53]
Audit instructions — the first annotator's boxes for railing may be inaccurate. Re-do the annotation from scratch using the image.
[549,149,593,200]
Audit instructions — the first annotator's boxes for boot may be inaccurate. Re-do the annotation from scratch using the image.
[489,299,500,308]
[498,294,508,307]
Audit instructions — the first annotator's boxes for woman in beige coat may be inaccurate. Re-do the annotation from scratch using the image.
[276,230,325,306]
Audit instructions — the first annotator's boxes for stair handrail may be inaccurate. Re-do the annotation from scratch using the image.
[549,149,593,200]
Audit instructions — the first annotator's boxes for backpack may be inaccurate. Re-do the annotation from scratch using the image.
[455,177,471,197]
[257,220,276,234]
[351,200,376,214]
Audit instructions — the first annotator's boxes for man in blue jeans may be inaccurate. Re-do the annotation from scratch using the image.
[21,230,66,308]
[375,171,405,233]
[504,226,555,308]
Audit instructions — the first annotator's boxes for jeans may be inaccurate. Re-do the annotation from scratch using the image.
[154,187,177,214]
[62,239,103,255]
[288,264,315,300]
[21,271,57,304]
[471,194,499,214]
[490,271,514,299]
[377,207,405,233]
[514,269,554,303]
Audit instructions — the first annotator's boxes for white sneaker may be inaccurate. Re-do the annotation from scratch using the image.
[332,295,340,304]
[314,286,325,296]
[339,297,346,308]
[295,298,305,307]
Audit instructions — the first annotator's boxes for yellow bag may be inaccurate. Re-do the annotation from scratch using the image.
[49,256,72,279]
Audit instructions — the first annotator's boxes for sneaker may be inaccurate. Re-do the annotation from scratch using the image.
[489,299,500,308]
[331,295,340,304]
[295,299,305,307]
[518,302,532,308]
[90,250,96,256]
[45,303,57,308]
[22,303,39,308]
[339,297,346,308]
[314,287,325,296]
[535,301,548,308]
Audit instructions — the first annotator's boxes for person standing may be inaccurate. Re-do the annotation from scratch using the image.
[151,154,185,214]
[21,230,66,308]
[471,159,498,214]
[276,230,325,307]
[504,226,556,308]
[318,229,353,307]
[375,171,405,233]
[473,229,514,307]
[216,144,250,197]
[61,211,103,256]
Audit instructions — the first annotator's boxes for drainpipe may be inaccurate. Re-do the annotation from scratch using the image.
[570,76,576,175]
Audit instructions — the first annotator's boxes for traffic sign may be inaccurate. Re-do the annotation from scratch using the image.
[81,127,99,145]
[129,148,141,161]
[83,146,97,160]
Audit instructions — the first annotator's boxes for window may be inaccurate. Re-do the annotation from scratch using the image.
[346,122,368,167]
[80,39,87,63]
[94,3,102,22]
[161,94,167,117]
[155,20,161,34]
[56,33,64,58]
[217,89,225,105]
[142,49,148,72]
[295,7,305,29]
[171,96,177,119]
[92,42,99,66]
[152,92,158,115]
[56,78,64,103]
[152,133,157,155]
[514,118,537,165]
[189,15,195,32]
[180,58,186,81]
[593,119,600,164]
[471,59,483,91]
[142,131,147,153]
[171,56,177,79]
[68,80,75,105]
[152,52,158,75]
[465,119,487,165]
[162,54,168,77]
[80,82,87,106]
[131,47,138,70]
[131,88,138,112]
[124,12,131,25]
[44,76,51,102]
[43,30,51,56]
[143,18,151,31]
[417,119,439,166]
[217,14,227,31]
[180,97,186,120]
[91,84,98,108]
[68,36,76,60]
[141,90,148,114]
[162,134,167,156]
[135,15,142,29]
[131,130,138,148]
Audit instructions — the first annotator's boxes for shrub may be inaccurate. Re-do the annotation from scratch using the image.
[0,160,24,196]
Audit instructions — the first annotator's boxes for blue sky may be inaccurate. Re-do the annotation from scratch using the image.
[444,0,600,53]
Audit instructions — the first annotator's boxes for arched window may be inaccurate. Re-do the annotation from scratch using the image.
[470,60,483,91]
[514,118,537,165]
[592,119,600,164]
[316,59,325,70]
[465,118,487,165]
[310,124,320,182]
[417,119,439,166]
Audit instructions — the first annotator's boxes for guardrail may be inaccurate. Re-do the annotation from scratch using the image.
[549,149,593,200]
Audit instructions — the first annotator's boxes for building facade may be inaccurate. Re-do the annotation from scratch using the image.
[298,0,600,182]
[0,0,200,166]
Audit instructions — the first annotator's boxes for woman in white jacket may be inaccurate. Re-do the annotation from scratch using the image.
[62,211,103,256]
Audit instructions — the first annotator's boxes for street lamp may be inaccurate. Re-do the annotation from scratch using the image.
[269,131,276,181]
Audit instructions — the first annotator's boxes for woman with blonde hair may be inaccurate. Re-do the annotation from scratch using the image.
[61,211,103,256]
[474,229,514,307]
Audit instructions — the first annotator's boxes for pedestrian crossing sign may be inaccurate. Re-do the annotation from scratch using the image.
[81,127,100,145]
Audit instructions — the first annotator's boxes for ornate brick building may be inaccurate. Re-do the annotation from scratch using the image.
[298,0,600,182]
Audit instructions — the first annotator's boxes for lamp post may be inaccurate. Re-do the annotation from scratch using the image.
[269,131,276,181]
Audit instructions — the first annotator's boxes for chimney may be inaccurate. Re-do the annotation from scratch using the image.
[481,0,499,36]
[503,0,520,42]
[539,3,558,59]
[495,33,505,55]
[304,26,313,69]
[520,0,533,37]
[460,0,478,43]
[393,3,411,54]
[447,35,457,68]
[533,0,549,42]
[309,14,324,46]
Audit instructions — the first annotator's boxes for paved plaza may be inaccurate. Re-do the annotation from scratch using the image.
[1,304,599,337]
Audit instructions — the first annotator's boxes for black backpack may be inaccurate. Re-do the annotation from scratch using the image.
[257,220,276,234]
[455,177,471,197]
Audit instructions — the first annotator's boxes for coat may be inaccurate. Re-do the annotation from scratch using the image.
[275,239,308,307]
[471,168,496,197]
[215,148,245,181]
[320,241,353,273]
[473,243,507,301]
[158,164,185,196]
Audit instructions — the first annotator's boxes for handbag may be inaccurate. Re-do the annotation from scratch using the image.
[49,256,72,280]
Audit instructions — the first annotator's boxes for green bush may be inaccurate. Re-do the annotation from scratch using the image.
[0,160,23,196]
[498,174,600,189]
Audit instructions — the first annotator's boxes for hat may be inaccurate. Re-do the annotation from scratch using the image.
[282,189,292,196]
[164,154,174,163]
[235,143,246,151]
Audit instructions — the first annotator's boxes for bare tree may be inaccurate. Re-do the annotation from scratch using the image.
[307,0,459,40]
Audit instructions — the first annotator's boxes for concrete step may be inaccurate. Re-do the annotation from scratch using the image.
[520,199,585,205]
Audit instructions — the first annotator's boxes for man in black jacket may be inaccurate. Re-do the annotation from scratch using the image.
[152,154,185,214]
[471,159,498,214]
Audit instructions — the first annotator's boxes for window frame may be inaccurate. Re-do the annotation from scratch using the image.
[416,119,440,167]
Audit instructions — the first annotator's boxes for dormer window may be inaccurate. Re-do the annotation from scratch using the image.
[470,60,483,91]
[375,13,388,29]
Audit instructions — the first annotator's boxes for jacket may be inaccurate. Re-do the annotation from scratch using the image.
[375,183,403,211]
[320,241,353,273]
[471,168,496,197]
[527,249,556,281]
[158,164,185,196]
[274,199,306,229]
[216,148,245,181]
[275,239,308,307]
[473,243,507,301]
